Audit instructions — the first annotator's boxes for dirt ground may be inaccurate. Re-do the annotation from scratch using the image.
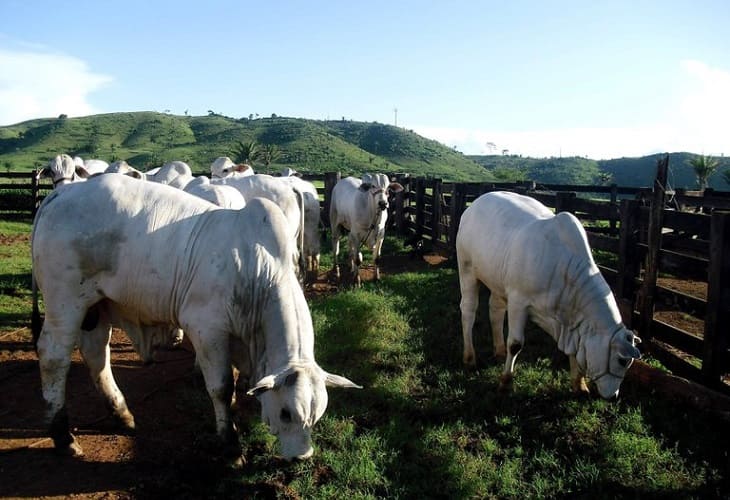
[0,250,711,499]
[0,253,446,499]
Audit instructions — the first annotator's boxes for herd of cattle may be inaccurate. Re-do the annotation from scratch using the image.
[28,154,642,462]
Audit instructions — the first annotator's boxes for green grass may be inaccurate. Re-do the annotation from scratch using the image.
[0,220,34,331]
[2,228,728,498]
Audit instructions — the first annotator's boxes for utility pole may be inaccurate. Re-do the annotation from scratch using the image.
[393,107,398,127]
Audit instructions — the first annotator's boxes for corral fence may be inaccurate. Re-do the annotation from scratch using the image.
[2,162,729,393]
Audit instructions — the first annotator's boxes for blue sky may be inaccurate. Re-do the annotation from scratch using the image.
[1,0,729,159]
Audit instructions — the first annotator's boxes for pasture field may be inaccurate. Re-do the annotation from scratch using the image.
[1,225,728,498]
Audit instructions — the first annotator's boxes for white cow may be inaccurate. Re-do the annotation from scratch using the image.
[212,174,305,275]
[74,156,109,175]
[456,191,641,399]
[32,175,360,460]
[329,173,403,285]
[279,174,322,277]
[37,154,93,187]
[210,156,254,179]
[106,160,147,180]
[146,160,194,189]
[184,175,246,209]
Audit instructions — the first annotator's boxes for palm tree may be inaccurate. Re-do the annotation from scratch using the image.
[260,143,281,175]
[231,140,260,166]
[688,154,719,190]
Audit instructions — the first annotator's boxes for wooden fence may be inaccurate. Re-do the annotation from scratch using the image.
[0,172,50,219]
[3,168,729,392]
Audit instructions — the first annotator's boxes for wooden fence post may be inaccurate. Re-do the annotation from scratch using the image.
[448,183,467,252]
[610,184,618,235]
[431,179,443,244]
[555,191,576,214]
[322,172,340,228]
[31,170,41,217]
[615,199,641,327]
[637,155,669,341]
[414,178,425,241]
[702,210,730,386]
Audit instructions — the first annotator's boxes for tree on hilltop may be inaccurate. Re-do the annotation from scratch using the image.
[231,140,260,166]
[260,143,281,174]
[688,154,719,190]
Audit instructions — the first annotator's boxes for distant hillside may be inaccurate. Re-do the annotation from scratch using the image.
[0,112,494,182]
[469,153,730,190]
[599,153,730,190]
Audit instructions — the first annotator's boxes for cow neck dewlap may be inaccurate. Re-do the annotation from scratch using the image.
[229,245,279,369]
[554,261,620,356]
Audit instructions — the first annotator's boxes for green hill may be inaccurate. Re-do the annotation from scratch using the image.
[0,112,494,182]
[469,153,730,190]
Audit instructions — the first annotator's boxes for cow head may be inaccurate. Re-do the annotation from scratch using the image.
[210,156,254,178]
[359,173,404,213]
[38,154,91,187]
[248,363,361,460]
[107,160,147,180]
[579,325,641,399]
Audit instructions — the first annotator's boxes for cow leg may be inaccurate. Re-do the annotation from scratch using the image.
[331,224,341,279]
[187,332,240,459]
[36,319,83,456]
[78,321,135,431]
[348,233,362,287]
[372,234,385,281]
[488,294,507,359]
[569,355,590,394]
[458,273,480,368]
[499,303,528,393]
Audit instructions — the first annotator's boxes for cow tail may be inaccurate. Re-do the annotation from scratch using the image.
[292,186,306,277]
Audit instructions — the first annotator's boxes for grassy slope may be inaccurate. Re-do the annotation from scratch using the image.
[0,113,494,182]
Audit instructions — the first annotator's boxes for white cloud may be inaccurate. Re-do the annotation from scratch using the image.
[415,60,730,160]
[0,48,111,126]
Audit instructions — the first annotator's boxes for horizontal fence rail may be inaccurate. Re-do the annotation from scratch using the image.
[2,168,728,393]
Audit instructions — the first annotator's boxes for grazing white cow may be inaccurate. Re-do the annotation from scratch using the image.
[32,175,360,460]
[184,175,246,209]
[456,191,641,399]
[212,174,306,275]
[210,156,254,179]
[329,173,403,285]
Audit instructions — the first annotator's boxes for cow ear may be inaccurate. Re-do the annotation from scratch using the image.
[36,167,51,180]
[75,165,91,179]
[235,163,251,173]
[388,182,404,194]
[359,182,372,192]
[247,374,276,396]
[323,370,362,389]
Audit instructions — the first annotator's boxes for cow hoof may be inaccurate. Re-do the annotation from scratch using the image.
[226,454,246,470]
[572,378,590,396]
[114,409,136,432]
[463,354,476,368]
[498,373,514,394]
[55,436,84,457]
